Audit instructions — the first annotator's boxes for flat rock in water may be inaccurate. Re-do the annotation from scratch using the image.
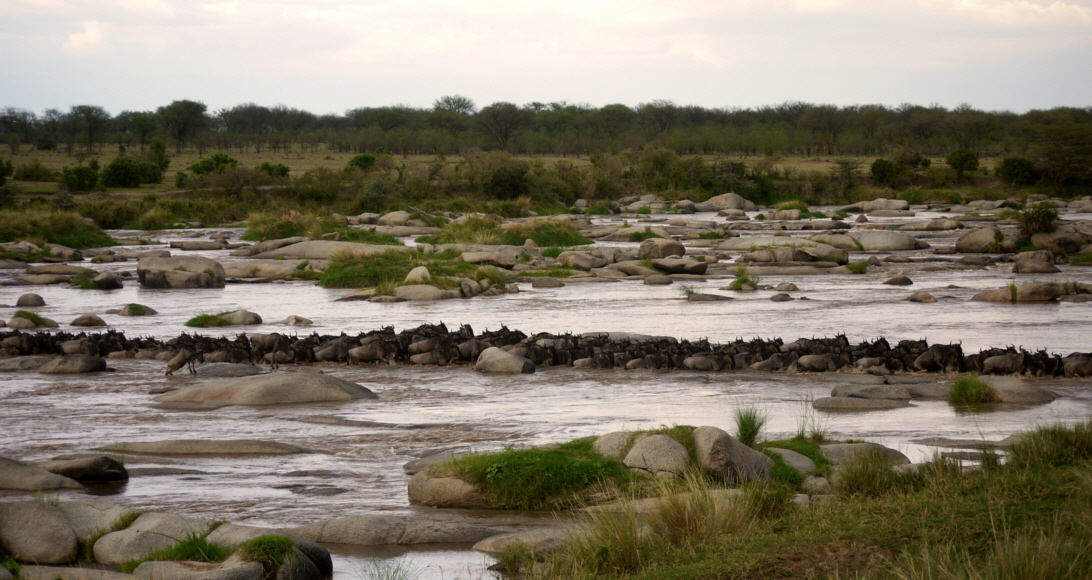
[39,455,128,482]
[910,437,1011,449]
[39,355,106,374]
[195,363,265,378]
[287,515,501,545]
[816,373,885,385]
[0,355,56,372]
[153,373,376,407]
[812,397,910,410]
[252,240,411,260]
[132,556,263,580]
[820,443,910,465]
[830,384,911,400]
[96,440,306,456]
[0,456,83,491]
[474,527,569,555]
[907,383,952,398]
[979,376,1056,404]
[531,277,565,288]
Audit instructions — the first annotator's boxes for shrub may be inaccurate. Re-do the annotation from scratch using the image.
[189,153,238,175]
[0,210,115,248]
[447,437,632,510]
[871,158,899,186]
[144,139,170,172]
[1007,420,1092,468]
[255,162,290,178]
[0,158,13,187]
[236,535,296,576]
[834,449,916,499]
[60,165,98,191]
[484,164,531,200]
[949,374,1000,404]
[775,200,808,211]
[242,211,322,241]
[346,153,376,172]
[997,156,1038,186]
[13,160,56,181]
[742,480,795,519]
[728,265,760,290]
[504,220,591,246]
[733,405,767,447]
[945,148,980,180]
[1016,201,1059,239]
[100,156,144,187]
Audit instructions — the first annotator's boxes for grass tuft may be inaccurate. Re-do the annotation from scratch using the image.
[627,226,662,243]
[733,405,767,447]
[184,311,234,328]
[645,471,754,549]
[118,533,229,573]
[1007,419,1092,469]
[949,374,1000,404]
[13,310,47,326]
[236,534,296,579]
[728,265,760,290]
[70,270,99,289]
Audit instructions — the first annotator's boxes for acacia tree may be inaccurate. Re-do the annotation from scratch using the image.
[476,102,532,150]
[157,100,207,152]
[70,105,110,151]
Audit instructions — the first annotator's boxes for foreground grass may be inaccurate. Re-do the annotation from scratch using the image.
[517,420,1092,580]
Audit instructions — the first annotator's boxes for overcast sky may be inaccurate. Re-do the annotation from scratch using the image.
[1,0,1090,116]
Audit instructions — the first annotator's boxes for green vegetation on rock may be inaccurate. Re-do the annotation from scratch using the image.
[184,311,235,328]
[949,374,1000,404]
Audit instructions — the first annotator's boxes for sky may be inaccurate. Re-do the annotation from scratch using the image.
[1,0,1090,116]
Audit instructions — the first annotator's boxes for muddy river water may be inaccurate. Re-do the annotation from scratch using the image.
[2,209,1091,579]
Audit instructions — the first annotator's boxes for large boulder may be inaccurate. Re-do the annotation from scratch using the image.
[137,256,226,289]
[1016,282,1061,302]
[531,277,565,288]
[0,501,78,564]
[222,310,262,325]
[39,456,128,483]
[766,448,816,474]
[812,397,910,410]
[651,257,708,275]
[1013,260,1060,274]
[703,192,753,211]
[557,251,608,271]
[0,457,82,490]
[154,373,377,407]
[637,238,685,259]
[407,471,483,508]
[287,515,499,545]
[92,272,124,289]
[394,284,459,301]
[132,555,263,580]
[955,227,1001,253]
[849,231,925,251]
[405,266,431,283]
[38,355,107,374]
[70,313,107,327]
[16,293,45,307]
[0,356,56,372]
[93,512,211,565]
[623,434,690,477]
[979,376,1056,404]
[693,426,773,484]
[592,431,631,459]
[475,347,535,374]
[56,501,136,542]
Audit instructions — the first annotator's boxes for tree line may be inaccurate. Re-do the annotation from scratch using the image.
[1,98,1089,162]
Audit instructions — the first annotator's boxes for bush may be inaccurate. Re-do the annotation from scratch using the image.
[100,156,144,187]
[242,211,321,241]
[1016,201,1059,238]
[255,162,290,178]
[60,165,98,191]
[871,158,899,186]
[834,449,916,499]
[997,156,1038,186]
[0,158,13,187]
[347,153,376,172]
[144,139,170,172]
[189,153,238,175]
[484,164,531,200]
[949,374,1000,404]
[13,160,56,181]
[945,148,980,180]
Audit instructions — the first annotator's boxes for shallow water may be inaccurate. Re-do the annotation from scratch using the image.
[1,209,1091,579]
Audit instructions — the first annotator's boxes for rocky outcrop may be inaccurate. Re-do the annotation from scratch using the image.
[979,376,1056,404]
[153,373,377,407]
[407,471,483,508]
[955,227,1001,253]
[637,238,685,259]
[138,256,226,289]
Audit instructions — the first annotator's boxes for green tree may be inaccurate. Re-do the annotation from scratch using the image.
[347,153,376,172]
[433,95,476,115]
[945,148,979,180]
[1033,123,1092,194]
[70,105,110,152]
[189,153,237,175]
[157,100,208,152]
[143,139,170,172]
[997,156,1037,187]
[129,112,158,151]
[60,165,98,192]
[100,156,144,187]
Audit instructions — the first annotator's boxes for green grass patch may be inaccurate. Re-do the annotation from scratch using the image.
[184,311,235,328]
[118,533,229,573]
[13,310,47,326]
[698,231,724,240]
[1,557,19,577]
[845,261,869,274]
[0,210,115,249]
[732,405,767,447]
[628,227,662,243]
[1070,252,1092,266]
[728,265,760,290]
[318,248,479,289]
[1007,419,1092,469]
[445,437,634,510]
[236,535,296,577]
[70,270,99,289]
[949,374,1000,404]
[419,216,591,247]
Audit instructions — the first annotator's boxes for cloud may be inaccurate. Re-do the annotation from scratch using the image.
[62,20,107,54]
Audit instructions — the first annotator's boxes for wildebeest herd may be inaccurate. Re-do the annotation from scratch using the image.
[1,323,1090,377]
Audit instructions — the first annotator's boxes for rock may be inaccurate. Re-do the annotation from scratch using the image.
[407,471,483,508]
[224,260,313,278]
[154,373,377,407]
[16,567,131,580]
[776,282,799,291]
[802,476,833,494]
[0,501,78,564]
[623,434,690,477]
[97,440,306,456]
[378,210,412,226]
[704,192,752,210]
[0,457,83,490]
[557,251,607,271]
[812,397,910,410]
[474,347,535,374]
[644,275,672,285]
[955,227,1001,253]
[56,501,136,542]
[92,272,124,290]
[119,304,157,316]
[132,555,263,580]
[1013,260,1060,274]
[0,355,56,372]
[1015,250,1055,263]
[223,310,262,325]
[138,256,226,289]
[637,238,685,259]
[253,241,411,260]
[883,275,913,286]
[593,431,631,459]
[972,288,1014,303]
[898,219,962,231]
[282,315,312,326]
[820,443,910,465]
[394,284,459,301]
[907,383,952,398]
[70,313,107,327]
[693,426,773,484]
[766,448,816,474]
[458,252,518,268]
[39,456,128,483]
[906,291,936,303]
[16,293,45,307]
[532,277,566,288]
[651,257,708,275]
[849,231,923,251]
[830,384,911,400]
[688,293,731,302]
[39,355,106,374]
[1016,282,1061,302]
[6,317,38,330]
[474,527,568,555]
[288,515,500,545]
[405,266,431,283]
[979,376,1056,404]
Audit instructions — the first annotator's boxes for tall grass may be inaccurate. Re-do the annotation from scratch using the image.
[949,374,1000,404]
[0,210,115,248]
[644,472,753,549]
[1007,419,1092,469]
[728,265,760,290]
[733,405,768,447]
